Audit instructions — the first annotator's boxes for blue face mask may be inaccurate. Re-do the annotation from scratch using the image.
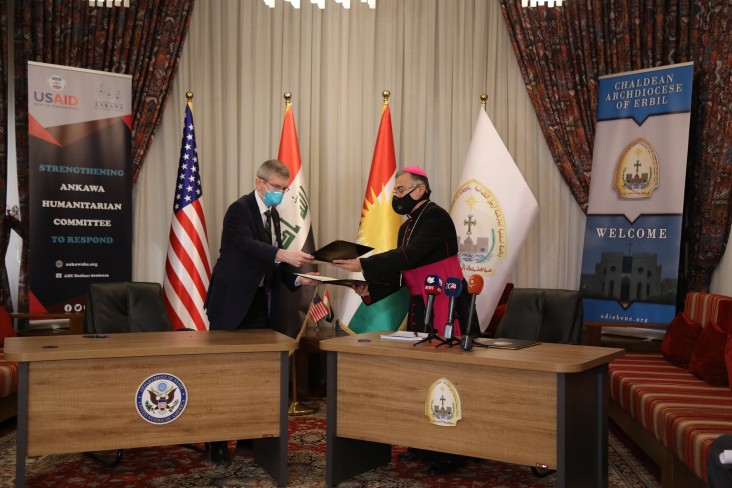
[263,190,284,207]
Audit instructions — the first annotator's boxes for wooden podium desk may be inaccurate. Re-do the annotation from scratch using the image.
[4,329,296,488]
[320,333,624,488]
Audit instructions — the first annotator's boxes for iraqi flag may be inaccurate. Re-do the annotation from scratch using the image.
[450,105,538,332]
[271,96,318,338]
[339,99,409,334]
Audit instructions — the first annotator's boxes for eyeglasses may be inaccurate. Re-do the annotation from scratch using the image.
[392,184,422,197]
[262,178,289,193]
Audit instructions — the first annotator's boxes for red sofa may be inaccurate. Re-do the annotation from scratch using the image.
[0,308,18,423]
[608,292,732,488]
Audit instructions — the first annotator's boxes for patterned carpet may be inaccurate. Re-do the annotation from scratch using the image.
[0,400,660,487]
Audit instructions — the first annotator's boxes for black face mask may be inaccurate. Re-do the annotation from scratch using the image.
[392,187,422,215]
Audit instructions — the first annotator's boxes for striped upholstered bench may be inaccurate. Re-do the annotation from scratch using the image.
[609,292,732,488]
[0,309,18,422]
[0,354,18,423]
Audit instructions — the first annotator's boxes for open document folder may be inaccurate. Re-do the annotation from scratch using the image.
[311,240,373,263]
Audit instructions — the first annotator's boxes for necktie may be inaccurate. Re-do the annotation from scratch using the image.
[270,208,283,249]
[264,209,273,244]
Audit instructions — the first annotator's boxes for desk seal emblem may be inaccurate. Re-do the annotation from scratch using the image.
[425,378,462,427]
[135,373,188,425]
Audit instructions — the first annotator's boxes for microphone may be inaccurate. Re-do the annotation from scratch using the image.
[442,277,463,340]
[460,274,484,351]
[422,275,443,332]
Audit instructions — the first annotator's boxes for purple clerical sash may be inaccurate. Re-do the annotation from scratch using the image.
[403,255,464,336]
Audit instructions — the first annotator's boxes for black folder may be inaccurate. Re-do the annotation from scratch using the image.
[312,240,373,263]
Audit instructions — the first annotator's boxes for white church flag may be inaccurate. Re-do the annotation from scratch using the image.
[450,104,538,332]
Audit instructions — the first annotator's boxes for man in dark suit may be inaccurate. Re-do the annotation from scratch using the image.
[204,158,316,463]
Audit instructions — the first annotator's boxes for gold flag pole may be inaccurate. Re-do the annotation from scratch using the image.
[288,297,317,416]
[480,93,487,110]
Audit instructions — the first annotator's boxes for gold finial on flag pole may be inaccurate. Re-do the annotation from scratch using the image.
[284,92,292,107]
[186,91,193,109]
[480,93,487,110]
[383,90,390,105]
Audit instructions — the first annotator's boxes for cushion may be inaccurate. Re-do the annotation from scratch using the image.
[0,308,16,347]
[689,321,729,386]
[727,333,732,389]
[661,312,701,368]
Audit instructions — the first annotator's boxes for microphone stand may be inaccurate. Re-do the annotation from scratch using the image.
[413,297,443,346]
[434,316,461,349]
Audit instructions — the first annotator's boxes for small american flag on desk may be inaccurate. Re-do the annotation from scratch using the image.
[309,292,329,323]
[163,97,212,330]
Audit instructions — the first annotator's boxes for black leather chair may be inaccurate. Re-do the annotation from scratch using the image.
[83,281,202,466]
[85,281,172,334]
[494,288,583,345]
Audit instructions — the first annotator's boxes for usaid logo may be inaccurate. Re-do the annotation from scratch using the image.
[33,91,79,106]
[47,74,66,91]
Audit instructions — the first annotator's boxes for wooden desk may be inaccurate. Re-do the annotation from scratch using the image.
[5,330,296,488]
[321,333,624,488]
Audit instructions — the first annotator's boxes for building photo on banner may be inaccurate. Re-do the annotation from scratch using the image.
[2,1,732,487]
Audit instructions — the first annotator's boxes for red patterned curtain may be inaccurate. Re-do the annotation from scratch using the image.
[499,0,732,293]
[0,0,11,311]
[9,0,195,312]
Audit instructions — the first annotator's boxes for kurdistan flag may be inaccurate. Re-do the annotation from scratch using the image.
[339,98,409,334]
[450,104,538,332]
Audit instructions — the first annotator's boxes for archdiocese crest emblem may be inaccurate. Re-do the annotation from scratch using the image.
[615,138,660,199]
[425,378,462,426]
[450,179,507,275]
[136,373,188,424]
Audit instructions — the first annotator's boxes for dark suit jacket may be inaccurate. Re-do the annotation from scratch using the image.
[205,191,295,330]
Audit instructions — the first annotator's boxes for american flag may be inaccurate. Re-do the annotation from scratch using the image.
[309,292,329,323]
[163,102,212,330]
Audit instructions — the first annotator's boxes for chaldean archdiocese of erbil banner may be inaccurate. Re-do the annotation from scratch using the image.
[580,62,693,325]
[27,62,132,314]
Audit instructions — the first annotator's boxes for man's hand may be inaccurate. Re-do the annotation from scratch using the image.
[296,272,321,286]
[351,284,369,297]
[276,249,315,267]
[332,258,363,273]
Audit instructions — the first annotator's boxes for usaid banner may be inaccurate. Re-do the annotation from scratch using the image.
[580,62,693,325]
[28,62,132,314]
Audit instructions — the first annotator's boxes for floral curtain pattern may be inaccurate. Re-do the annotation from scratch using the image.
[499,0,732,293]
[7,0,194,312]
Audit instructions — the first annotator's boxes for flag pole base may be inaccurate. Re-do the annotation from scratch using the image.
[288,401,317,416]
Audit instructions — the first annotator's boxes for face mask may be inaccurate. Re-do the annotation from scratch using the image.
[391,187,420,215]
[263,190,284,207]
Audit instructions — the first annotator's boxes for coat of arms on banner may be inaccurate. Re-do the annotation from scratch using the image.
[615,138,660,199]
[136,373,188,424]
[424,378,462,427]
[452,179,507,275]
